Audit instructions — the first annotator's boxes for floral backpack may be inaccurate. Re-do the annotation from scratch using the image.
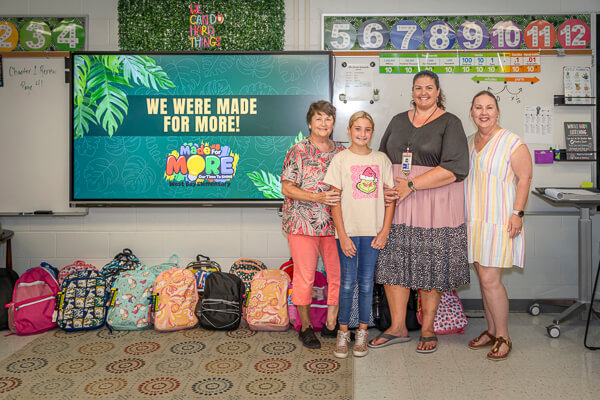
[152,268,198,331]
[246,269,291,331]
[417,290,468,335]
[58,260,98,285]
[106,268,159,331]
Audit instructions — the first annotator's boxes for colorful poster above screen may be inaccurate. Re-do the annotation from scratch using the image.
[0,17,86,52]
[323,15,590,51]
[70,52,332,206]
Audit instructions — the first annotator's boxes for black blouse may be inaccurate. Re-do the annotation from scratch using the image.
[379,111,469,182]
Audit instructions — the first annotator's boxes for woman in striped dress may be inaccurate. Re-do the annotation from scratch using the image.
[466,91,532,360]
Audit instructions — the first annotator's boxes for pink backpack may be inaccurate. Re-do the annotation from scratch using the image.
[246,269,290,331]
[288,271,328,332]
[58,260,98,285]
[152,268,198,331]
[417,290,468,335]
[8,265,60,335]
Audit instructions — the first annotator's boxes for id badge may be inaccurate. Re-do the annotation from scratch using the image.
[401,152,412,176]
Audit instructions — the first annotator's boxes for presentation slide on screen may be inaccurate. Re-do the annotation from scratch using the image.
[71,53,331,202]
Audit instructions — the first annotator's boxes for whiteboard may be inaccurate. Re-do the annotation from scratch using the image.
[0,56,75,214]
[331,54,595,213]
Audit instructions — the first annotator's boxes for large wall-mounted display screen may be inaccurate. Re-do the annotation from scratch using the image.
[70,52,332,206]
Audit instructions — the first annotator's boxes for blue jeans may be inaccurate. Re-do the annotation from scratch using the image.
[336,236,379,326]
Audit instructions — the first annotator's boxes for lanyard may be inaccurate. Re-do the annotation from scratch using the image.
[402,106,437,176]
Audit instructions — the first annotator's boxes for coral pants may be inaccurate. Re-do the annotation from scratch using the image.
[287,234,340,306]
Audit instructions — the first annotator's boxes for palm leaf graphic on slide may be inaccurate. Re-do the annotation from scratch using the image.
[74,55,175,138]
[247,131,305,199]
[247,171,284,199]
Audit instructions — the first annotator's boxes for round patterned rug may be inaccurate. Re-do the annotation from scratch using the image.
[0,327,352,399]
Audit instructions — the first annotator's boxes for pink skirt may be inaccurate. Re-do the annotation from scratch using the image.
[375,165,470,291]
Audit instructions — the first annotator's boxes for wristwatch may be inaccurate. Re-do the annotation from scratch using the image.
[513,210,524,218]
[408,180,416,192]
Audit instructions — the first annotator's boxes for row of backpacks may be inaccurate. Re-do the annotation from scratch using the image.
[4,249,295,335]
[4,248,467,336]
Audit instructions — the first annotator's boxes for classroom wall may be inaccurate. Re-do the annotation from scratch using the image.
[1,0,599,301]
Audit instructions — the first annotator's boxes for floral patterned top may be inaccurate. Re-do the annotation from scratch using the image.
[281,138,345,236]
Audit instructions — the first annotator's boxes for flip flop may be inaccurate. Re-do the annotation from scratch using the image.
[367,333,412,348]
[416,336,438,353]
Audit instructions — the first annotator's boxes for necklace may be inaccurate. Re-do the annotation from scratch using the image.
[406,106,438,152]
[411,106,438,127]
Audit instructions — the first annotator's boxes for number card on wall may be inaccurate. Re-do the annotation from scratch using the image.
[0,16,86,52]
[323,15,590,51]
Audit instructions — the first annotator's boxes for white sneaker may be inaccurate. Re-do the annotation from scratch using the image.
[353,329,369,357]
[333,330,351,359]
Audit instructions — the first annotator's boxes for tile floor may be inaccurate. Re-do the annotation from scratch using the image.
[1,313,599,399]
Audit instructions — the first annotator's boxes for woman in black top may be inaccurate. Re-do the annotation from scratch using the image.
[368,71,469,353]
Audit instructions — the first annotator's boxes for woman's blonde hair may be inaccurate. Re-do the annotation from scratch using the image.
[348,110,374,130]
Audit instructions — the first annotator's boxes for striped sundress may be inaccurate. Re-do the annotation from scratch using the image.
[466,129,525,268]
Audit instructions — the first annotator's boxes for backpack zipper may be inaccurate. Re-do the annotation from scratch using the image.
[15,296,56,311]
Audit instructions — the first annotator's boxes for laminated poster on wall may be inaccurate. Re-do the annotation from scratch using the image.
[563,66,592,105]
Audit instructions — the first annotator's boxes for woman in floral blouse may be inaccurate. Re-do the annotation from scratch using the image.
[281,100,344,349]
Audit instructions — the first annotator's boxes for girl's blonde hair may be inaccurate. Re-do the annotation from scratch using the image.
[348,111,374,130]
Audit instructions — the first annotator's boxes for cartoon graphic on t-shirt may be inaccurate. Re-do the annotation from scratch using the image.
[356,166,378,195]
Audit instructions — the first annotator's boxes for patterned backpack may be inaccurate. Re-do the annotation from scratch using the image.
[8,263,60,335]
[57,269,107,332]
[106,268,159,331]
[152,268,198,331]
[417,290,468,335]
[246,269,291,331]
[58,260,98,285]
[102,248,141,289]
[288,271,328,332]
[230,258,267,293]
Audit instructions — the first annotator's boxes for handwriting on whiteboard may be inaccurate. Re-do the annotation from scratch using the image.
[7,63,57,94]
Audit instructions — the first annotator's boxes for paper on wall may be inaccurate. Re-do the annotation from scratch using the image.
[523,105,553,144]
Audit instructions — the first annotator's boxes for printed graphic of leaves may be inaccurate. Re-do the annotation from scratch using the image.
[105,136,141,157]
[73,55,90,107]
[73,96,96,139]
[148,58,200,95]
[254,136,280,156]
[311,62,329,89]
[278,57,309,83]
[74,136,99,158]
[201,55,234,79]
[121,155,157,194]
[239,82,279,95]
[247,171,284,199]
[290,131,305,149]
[146,137,165,168]
[87,61,130,137]
[84,158,120,192]
[284,87,310,95]
[201,79,233,95]
[236,55,274,79]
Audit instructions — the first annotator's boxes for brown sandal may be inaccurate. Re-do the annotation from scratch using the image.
[487,337,512,361]
[468,330,496,350]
